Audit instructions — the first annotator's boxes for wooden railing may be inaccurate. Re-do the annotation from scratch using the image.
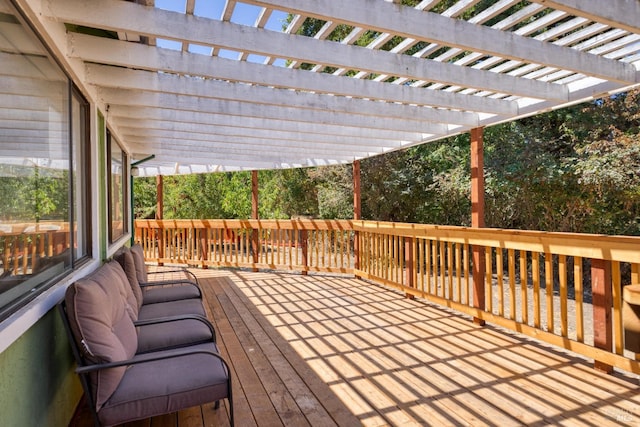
[135,219,354,274]
[135,219,640,374]
[0,221,70,276]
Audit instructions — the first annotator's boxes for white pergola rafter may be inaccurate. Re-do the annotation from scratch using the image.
[5,0,639,175]
[241,0,638,84]
[97,87,449,135]
[48,0,570,101]
[85,63,480,126]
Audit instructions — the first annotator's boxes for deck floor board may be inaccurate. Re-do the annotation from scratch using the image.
[71,269,640,427]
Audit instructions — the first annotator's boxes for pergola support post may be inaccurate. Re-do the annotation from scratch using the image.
[156,174,164,266]
[251,170,259,272]
[405,237,415,299]
[471,127,486,326]
[353,160,361,278]
[592,258,613,373]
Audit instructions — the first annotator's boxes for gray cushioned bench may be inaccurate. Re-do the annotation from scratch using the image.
[59,260,233,426]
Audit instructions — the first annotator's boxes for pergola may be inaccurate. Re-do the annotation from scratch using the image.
[9,0,640,176]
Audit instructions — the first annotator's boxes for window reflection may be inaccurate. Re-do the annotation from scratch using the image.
[108,131,127,242]
[0,2,90,317]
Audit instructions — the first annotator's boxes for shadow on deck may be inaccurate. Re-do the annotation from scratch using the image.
[72,269,640,426]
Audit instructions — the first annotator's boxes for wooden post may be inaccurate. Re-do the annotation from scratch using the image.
[301,229,309,276]
[353,160,361,277]
[592,258,613,373]
[471,127,486,325]
[156,175,164,265]
[405,237,415,299]
[251,170,259,272]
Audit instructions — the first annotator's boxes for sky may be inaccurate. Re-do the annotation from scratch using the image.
[154,0,289,67]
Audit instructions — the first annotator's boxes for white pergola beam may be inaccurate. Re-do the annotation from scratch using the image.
[69,33,516,116]
[107,106,422,142]
[241,0,637,84]
[85,64,479,126]
[530,0,640,35]
[124,134,376,158]
[46,0,566,101]
[117,119,403,148]
[97,87,448,135]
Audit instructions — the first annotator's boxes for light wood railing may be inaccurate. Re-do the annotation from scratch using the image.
[0,221,70,276]
[135,219,354,274]
[135,219,640,374]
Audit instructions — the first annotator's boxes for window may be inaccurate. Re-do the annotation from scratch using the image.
[0,2,91,320]
[108,131,128,243]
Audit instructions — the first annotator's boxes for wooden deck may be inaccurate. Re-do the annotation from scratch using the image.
[72,269,640,427]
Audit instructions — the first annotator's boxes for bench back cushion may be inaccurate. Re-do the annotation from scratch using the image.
[113,247,144,309]
[130,244,148,284]
[65,261,138,410]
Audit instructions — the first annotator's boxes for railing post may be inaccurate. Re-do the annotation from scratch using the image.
[471,127,486,325]
[199,228,209,269]
[156,175,164,266]
[592,258,613,373]
[252,171,259,272]
[353,160,361,278]
[405,236,415,299]
[301,230,309,275]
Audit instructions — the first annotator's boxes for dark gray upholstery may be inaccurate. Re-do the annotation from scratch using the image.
[138,297,206,320]
[114,245,202,305]
[65,262,138,410]
[143,283,201,304]
[59,261,233,426]
[111,248,211,353]
[96,343,229,426]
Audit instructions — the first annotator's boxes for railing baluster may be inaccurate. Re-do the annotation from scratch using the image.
[545,253,554,334]
[485,247,493,314]
[497,248,504,317]
[612,261,623,355]
[559,255,567,337]
[532,251,540,329]
[508,249,516,321]
[574,256,584,343]
[520,250,529,325]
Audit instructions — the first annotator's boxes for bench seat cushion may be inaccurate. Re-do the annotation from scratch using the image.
[136,318,213,353]
[143,284,202,304]
[137,298,206,320]
[98,342,228,427]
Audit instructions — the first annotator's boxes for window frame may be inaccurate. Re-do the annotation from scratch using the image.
[0,4,92,322]
[107,130,129,244]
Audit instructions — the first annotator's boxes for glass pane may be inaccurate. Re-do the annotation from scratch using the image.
[109,134,127,242]
[71,92,89,260]
[0,1,72,313]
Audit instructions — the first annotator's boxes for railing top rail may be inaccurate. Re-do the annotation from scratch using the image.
[134,219,640,263]
[135,219,354,231]
[354,221,640,264]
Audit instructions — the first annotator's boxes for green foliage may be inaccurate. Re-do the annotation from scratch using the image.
[0,166,68,222]
[132,74,639,236]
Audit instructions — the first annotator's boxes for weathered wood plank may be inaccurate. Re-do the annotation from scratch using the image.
[72,269,640,427]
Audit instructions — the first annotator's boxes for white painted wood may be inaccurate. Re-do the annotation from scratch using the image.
[0,22,47,55]
[124,133,374,158]
[530,0,640,34]
[47,0,569,100]
[69,33,517,116]
[5,0,636,174]
[96,87,448,134]
[85,63,479,126]
[107,106,421,141]
[116,118,405,148]
[241,0,637,83]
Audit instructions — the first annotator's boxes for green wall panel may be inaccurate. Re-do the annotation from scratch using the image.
[0,309,82,427]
